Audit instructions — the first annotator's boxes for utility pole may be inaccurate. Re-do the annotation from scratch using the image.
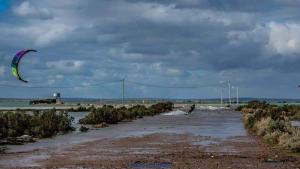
[231,86,239,106]
[220,87,223,107]
[228,80,231,106]
[219,81,225,107]
[122,79,125,106]
[236,87,239,106]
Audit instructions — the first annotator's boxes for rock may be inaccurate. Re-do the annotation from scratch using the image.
[0,146,6,153]
[3,135,35,145]
[17,135,34,142]
[264,157,280,163]
[6,137,24,145]
[80,126,89,132]
[0,140,8,145]
[93,123,108,128]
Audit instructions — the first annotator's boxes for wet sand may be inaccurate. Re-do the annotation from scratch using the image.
[0,109,299,169]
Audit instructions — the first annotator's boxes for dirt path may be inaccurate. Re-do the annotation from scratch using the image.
[1,109,299,169]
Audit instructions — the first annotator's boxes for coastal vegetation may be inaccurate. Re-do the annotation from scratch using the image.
[0,109,74,140]
[68,105,91,112]
[79,102,173,125]
[0,102,173,153]
[238,101,300,153]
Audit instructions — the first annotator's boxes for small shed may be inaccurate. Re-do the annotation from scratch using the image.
[53,92,61,99]
[53,92,63,104]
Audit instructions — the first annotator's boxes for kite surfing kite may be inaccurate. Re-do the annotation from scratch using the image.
[11,49,37,83]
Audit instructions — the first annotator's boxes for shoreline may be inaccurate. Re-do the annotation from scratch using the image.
[0,103,236,111]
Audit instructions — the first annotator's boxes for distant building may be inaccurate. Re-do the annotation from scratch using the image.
[29,92,63,105]
[53,92,63,104]
[53,92,61,99]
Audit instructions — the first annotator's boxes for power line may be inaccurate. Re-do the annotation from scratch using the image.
[126,80,220,89]
[0,80,122,89]
[0,80,222,89]
[122,79,125,105]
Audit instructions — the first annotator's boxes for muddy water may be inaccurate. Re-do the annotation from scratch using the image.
[0,109,248,168]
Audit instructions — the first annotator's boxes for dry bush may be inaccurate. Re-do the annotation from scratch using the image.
[279,128,300,153]
[241,108,254,114]
[254,117,274,136]
[239,101,300,152]
[242,113,255,129]
[263,130,282,144]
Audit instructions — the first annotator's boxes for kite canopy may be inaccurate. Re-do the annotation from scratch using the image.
[11,49,37,83]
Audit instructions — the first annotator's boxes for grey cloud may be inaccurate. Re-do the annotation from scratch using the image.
[0,0,300,98]
[13,1,53,20]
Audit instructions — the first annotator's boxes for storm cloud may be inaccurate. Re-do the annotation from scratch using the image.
[0,0,299,98]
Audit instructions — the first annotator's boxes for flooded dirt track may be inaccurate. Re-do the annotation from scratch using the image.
[1,109,299,169]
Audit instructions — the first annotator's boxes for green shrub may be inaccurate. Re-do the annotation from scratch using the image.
[79,102,173,125]
[79,105,120,124]
[0,110,74,139]
[246,100,269,109]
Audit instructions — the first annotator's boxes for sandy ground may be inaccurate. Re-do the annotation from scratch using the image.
[1,109,299,169]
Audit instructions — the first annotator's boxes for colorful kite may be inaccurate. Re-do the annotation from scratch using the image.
[11,49,37,83]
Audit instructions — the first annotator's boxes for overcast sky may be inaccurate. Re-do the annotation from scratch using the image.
[0,0,300,99]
